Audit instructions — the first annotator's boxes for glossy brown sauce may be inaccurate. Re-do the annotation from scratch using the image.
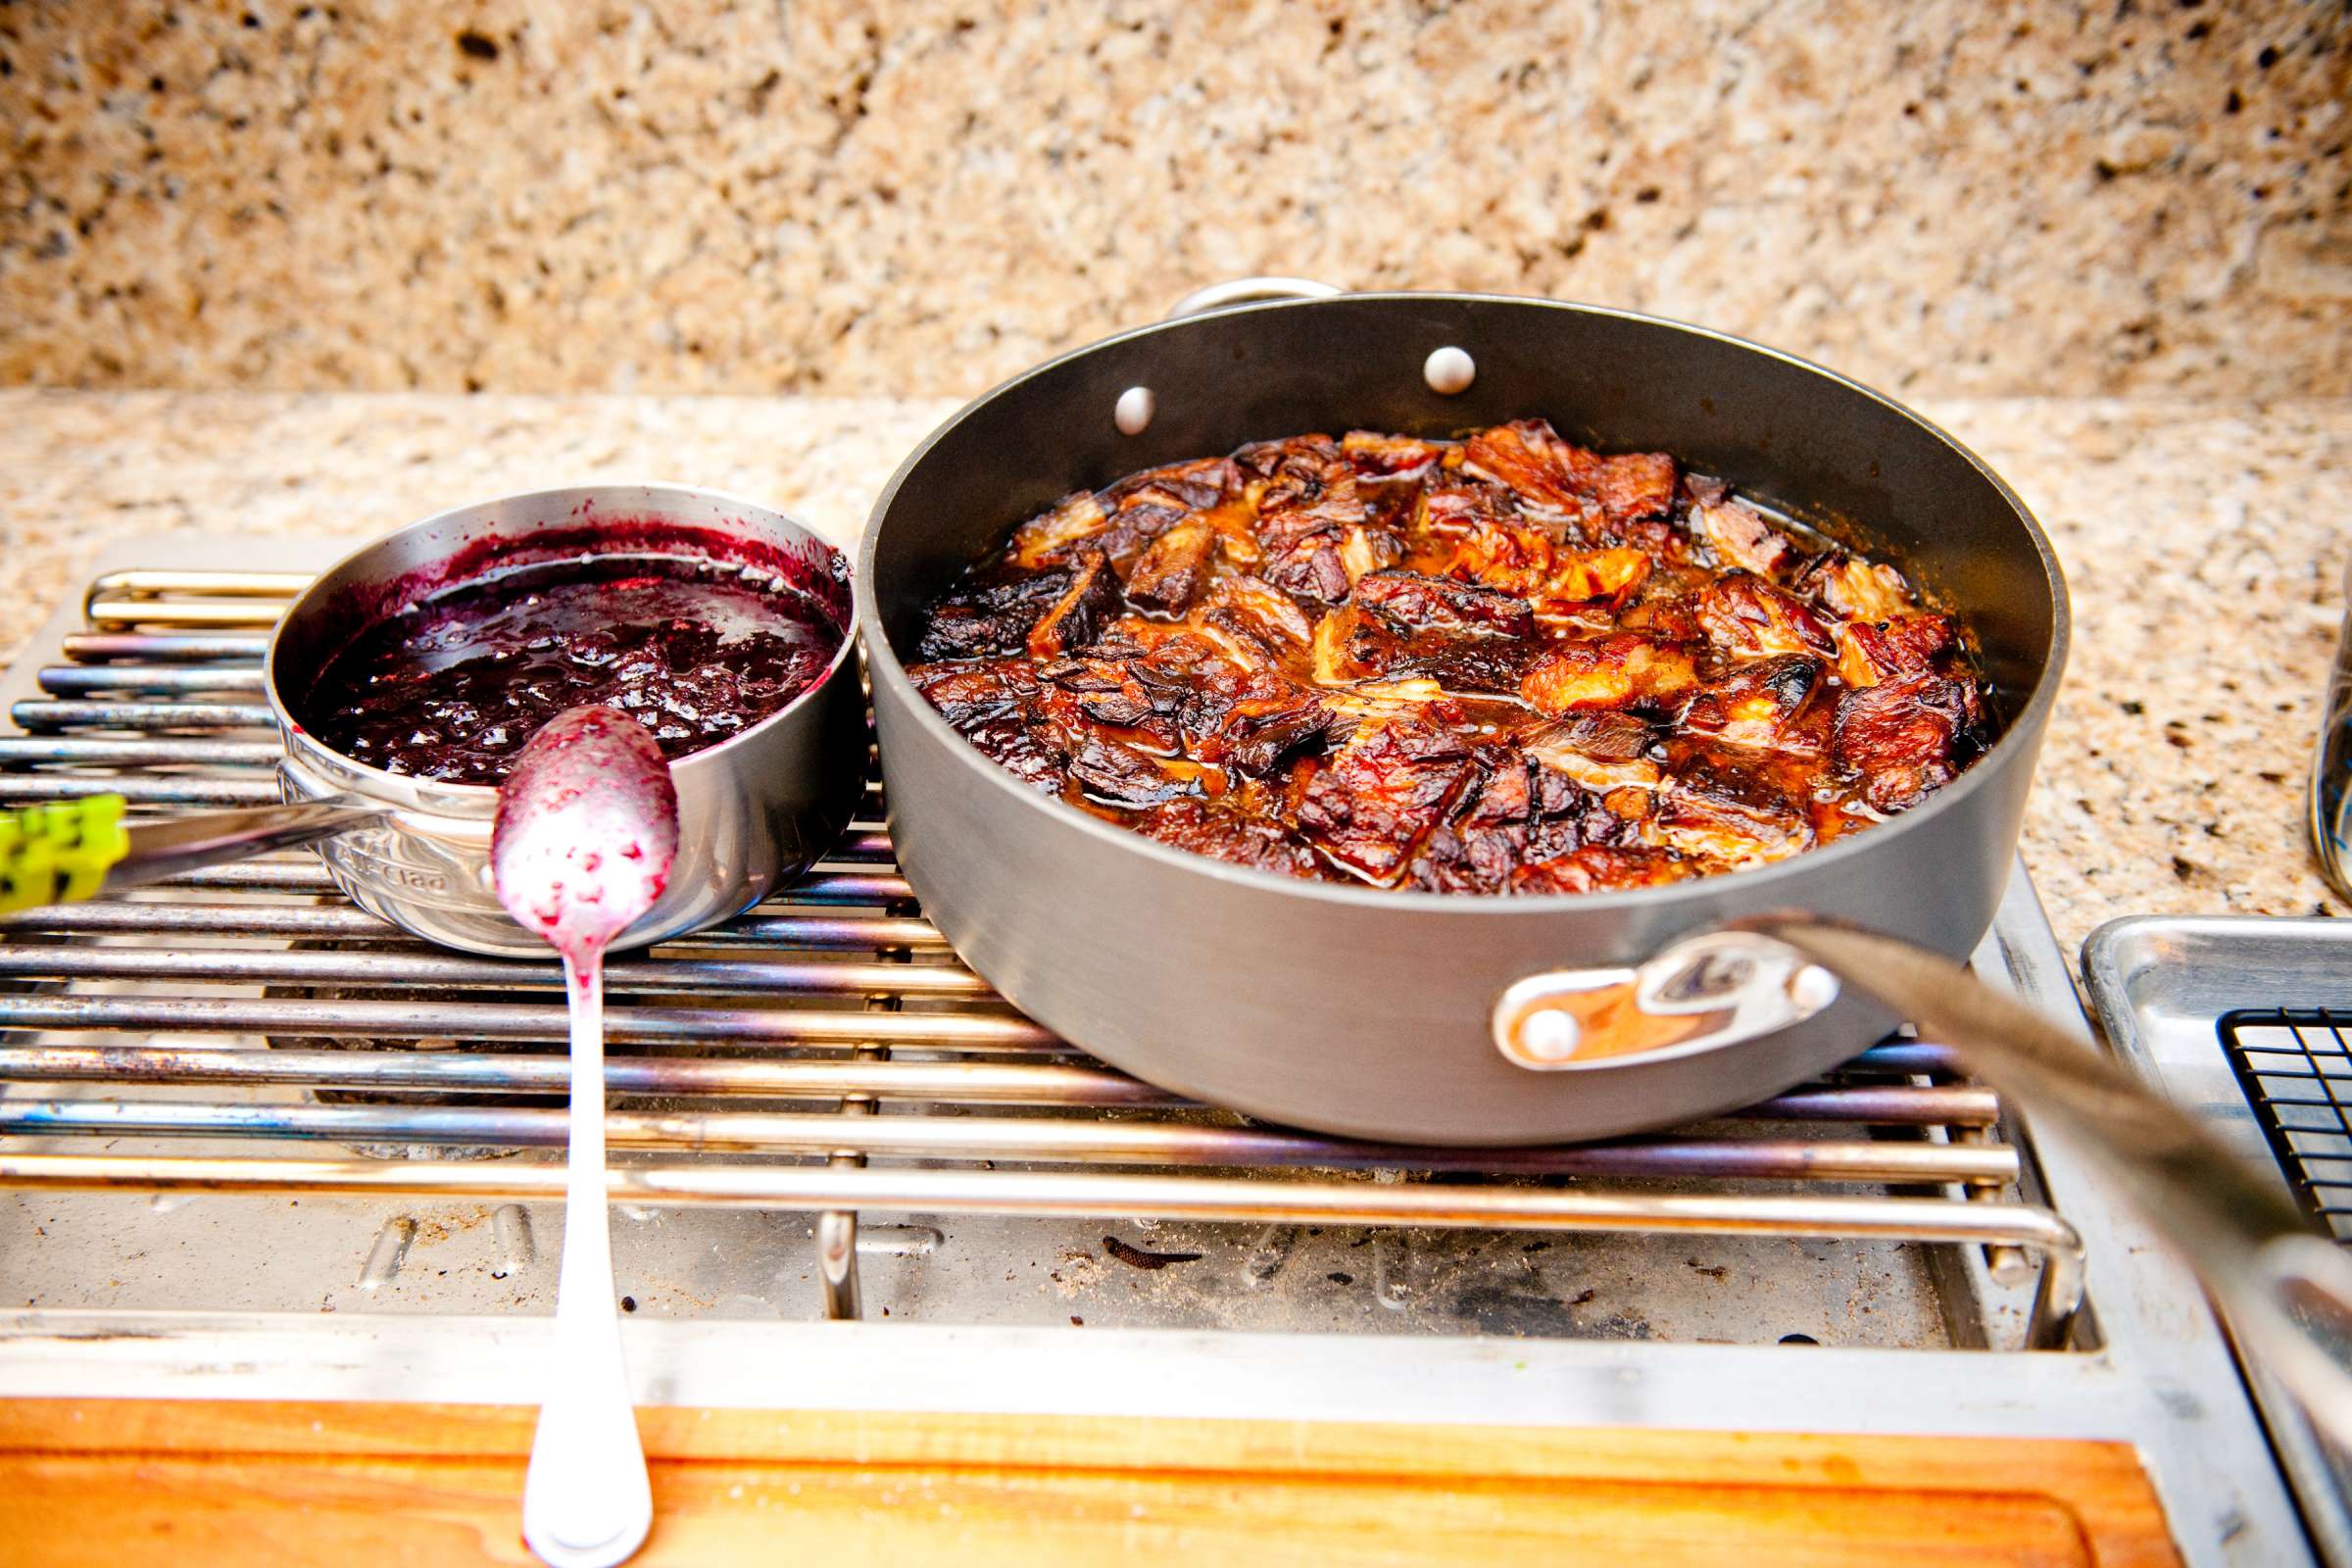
[906,420,1987,894]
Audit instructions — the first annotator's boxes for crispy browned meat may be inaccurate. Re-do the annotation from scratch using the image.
[1462,419,1678,538]
[1124,517,1216,614]
[1025,551,1122,660]
[1834,674,1982,812]
[1356,568,1536,636]
[1296,715,1479,884]
[1679,655,1827,755]
[1520,635,1699,715]
[1511,845,1683,895]
[1835,612,1954,688]
[1643,765,1816,866]
[1695,498,1801,580]
[908,419,1988,893]
[1692,575,1834,659]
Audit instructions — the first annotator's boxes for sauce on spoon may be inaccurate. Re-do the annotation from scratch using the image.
[492,705,679,1568]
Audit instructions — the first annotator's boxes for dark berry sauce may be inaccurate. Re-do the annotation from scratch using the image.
[300,554,839,785]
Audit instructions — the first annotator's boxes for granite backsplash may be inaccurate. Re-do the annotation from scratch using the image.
[1,0,2345,399]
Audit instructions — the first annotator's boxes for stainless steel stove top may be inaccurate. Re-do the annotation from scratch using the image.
[0,538,2319,1566]
[2088,915,2352,1568]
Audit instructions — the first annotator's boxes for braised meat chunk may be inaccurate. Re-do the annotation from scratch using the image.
[907,420,1990,894]
[1296,714,1479,885]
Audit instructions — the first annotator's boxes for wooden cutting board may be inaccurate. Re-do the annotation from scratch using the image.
[0,1399,2180,1566]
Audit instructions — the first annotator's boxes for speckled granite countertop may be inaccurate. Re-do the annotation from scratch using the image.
[1,388,2343,968]
[4,2,2346,400]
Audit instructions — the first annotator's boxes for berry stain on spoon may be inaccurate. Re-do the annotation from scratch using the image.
[493,703,680,971]
[492,705,676,1568]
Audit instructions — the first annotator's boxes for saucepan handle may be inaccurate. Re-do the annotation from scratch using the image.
[1496,919,2352,1445]
[1164,276,1344,319]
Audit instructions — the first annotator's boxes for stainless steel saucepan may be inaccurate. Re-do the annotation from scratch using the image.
[0,484,865,956]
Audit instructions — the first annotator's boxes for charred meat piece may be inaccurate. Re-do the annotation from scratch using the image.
[1463,419,1679,537]
[1522,710,1665,794]
[1542,547,1652,612]
[1384,634,1540,697]
[1236,432,1345,491]
[1124,516,1217,614]
[908,661,1069,795]
[1135,798,1322,878]
[1418,481,1513,538]
[1679,655,1826,754]
[1342,430,1444,476]
[1102,456,1237,514]
[1692,575,1834,659]
[1511,845,1684,896]
[1039,656,1162,729]
[1263,534,1354,603]
[1835,612,1955,688]
[1356,568,1536,637]
[1026,551,1124,660]
[1834,674,1981,812]
[1068,736,1202,809]
[1178,662,1334,777]
[1341,431,1444,521]
[1297,715,1479,884]
[916,573,1073,661]
[1520,636,1700,715]
[1443,514,1558,598]
[1198,574,1316,669]
[1257,473,1398,603]
[1310,604,1404,685]
[1408,749,1613,894]
[1696,498,1800,580]
[1801,553,1914,623]
[1643,766,1816,867]
[1009,492,1111,569]
[908,659,1041,730]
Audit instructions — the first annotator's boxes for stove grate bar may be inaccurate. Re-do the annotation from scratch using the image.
[0,899,951,950]
[0,1150,2084,1349]
[0,1100,2023,1183]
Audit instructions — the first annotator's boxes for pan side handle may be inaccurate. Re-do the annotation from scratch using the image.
[1760,918,2352,1450]
[1164,276,1343,319]
[1491,931,1841,1072]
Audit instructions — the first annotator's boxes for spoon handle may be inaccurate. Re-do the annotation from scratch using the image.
[522,958,653,1568]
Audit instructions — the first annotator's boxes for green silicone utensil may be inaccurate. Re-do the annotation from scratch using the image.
[0,795,132,914]
[0,796,383,914]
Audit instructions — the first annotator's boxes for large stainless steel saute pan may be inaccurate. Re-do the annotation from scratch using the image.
[858,286,2067,1147]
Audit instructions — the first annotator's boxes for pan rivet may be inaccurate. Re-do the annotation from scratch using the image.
[1424,346,1476,396]
[1517,1007,1581,1062]
[1114,386,1156,436]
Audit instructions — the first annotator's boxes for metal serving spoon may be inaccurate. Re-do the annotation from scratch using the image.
[491,705,680,1568]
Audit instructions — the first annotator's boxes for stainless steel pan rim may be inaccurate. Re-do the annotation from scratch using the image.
[857,290,2069,922]
[263,481,867,956]
[263,480,862,800]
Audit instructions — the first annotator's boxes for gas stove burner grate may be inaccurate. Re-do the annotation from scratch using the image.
[0,565,2087,1345]
[2218,1007,2352,1242]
